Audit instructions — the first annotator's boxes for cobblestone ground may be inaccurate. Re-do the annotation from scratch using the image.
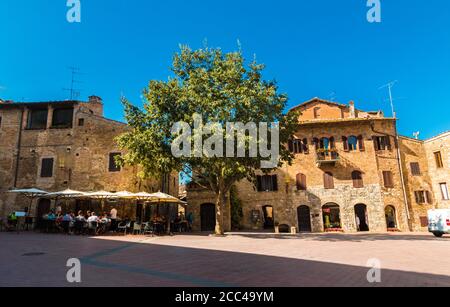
[0,232,449,287]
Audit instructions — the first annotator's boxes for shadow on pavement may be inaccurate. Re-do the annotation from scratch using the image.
[0,233,449,287]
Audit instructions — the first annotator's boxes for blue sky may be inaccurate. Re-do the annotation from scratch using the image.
[1,0,449,139]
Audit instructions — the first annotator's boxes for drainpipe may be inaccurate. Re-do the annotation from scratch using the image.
[13,108,25,188]
[394,121,412,229]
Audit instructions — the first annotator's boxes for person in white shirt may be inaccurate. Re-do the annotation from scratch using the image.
[87,213,98,223]
[110,208,118,232]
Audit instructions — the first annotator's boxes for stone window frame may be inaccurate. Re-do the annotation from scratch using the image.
[39,156,56,178]
[410,162,421,176]
[108,152,122,173]
[440,183,449,201]
[351,171,364,188]
[434,151,444,169]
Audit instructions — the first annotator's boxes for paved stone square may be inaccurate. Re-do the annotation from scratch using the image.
[0,232,449,287]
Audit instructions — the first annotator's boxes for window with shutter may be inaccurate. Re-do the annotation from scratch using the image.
[415,191,427,204]
[385,136,392,151]
[324,172,334,189]
[352,171,363,188]
[342,136,349,152]
[288,139,294,153]
[434,152,444,168]
[348,136,358,151]
[410,162,421,176]
[420,217,429,227]
[383,171,394,188]
[426,191,433,204]
[302,138,309,154]
[313,138,319,151]
[358,135,365,151]
[257,175,278,192]
[440,183,449,200]
[109,153,122,172]
[40,158,54,178]
[296,173,307,191]
[272,175,278,191]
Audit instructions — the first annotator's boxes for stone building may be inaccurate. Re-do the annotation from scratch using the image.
[186,98,450,233]
[0,96,178,220]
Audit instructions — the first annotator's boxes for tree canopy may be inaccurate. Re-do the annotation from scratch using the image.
[117,45,299,234]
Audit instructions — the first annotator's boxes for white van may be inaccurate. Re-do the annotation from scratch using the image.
[428,209,450,237]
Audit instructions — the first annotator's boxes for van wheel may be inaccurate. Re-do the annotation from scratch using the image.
[433,232,444,238]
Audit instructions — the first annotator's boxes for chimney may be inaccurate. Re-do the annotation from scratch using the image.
[88,95,103,104]
[86,95,104,116]
[349,101,356,118]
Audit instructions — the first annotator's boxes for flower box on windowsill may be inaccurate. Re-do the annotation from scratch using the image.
[324,228,344,233]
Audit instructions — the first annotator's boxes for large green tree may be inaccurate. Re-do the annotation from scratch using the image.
[117,46,299,235]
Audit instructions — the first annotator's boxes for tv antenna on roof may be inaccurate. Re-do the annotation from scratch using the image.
[379,80,398,118]
[327,91,336,102]
[63,66,84,100]
[413,131,420,140]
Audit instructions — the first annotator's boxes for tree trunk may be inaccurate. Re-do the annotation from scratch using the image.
[215,189,227,235]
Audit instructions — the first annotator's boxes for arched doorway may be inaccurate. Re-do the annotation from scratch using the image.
[200,203,216,232]
[297,205,312,232]
[385,205,397,229]
[37,198,51,229]
[262,205,274,229]
[322,203,341,231]
[354,204,369,231]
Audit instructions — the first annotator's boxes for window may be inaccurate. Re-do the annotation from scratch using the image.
[323,172,334,189]
[352,171,364,188]
[296,173,307,191]
[0,116,2,128]
[257,175,278,192]
[373,136,392,151]
[343,135,365,152]
[78,118,85,126]
[27,109,48,129]
[434,152,444,168]
[420,217,429,227]
[40,158,54,178]
[348,136,358,151]
[52,108,74,128]
[109,153,122,172]
[440,183,449,200]
[382,171,394,188]
[313,107,320,119]
[415,191,433,205]
[410,162,421,176]
[288,138,309,154]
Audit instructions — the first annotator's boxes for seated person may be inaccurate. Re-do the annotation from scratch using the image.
[87,212,99,223]
[76,211,86,222]
[47,211,56,221]
[63,213,73,222]
[6,212,18,231]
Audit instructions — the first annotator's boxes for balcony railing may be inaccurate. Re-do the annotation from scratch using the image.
[316,149,340,166]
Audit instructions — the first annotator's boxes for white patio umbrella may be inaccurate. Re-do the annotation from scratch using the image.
[45,189,85,199]
[45,189,86,213]
[83,191,118,211]
[114,191,137,199]
[147,192,186,234]
[147,192,186,204]
[8,188,49,218]
[8,188,49,198]
[133,192,156,201]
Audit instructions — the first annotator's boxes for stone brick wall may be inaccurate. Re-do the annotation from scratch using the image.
[424,132,450,209]
[0,97,179,219]
[399,137,435,231]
